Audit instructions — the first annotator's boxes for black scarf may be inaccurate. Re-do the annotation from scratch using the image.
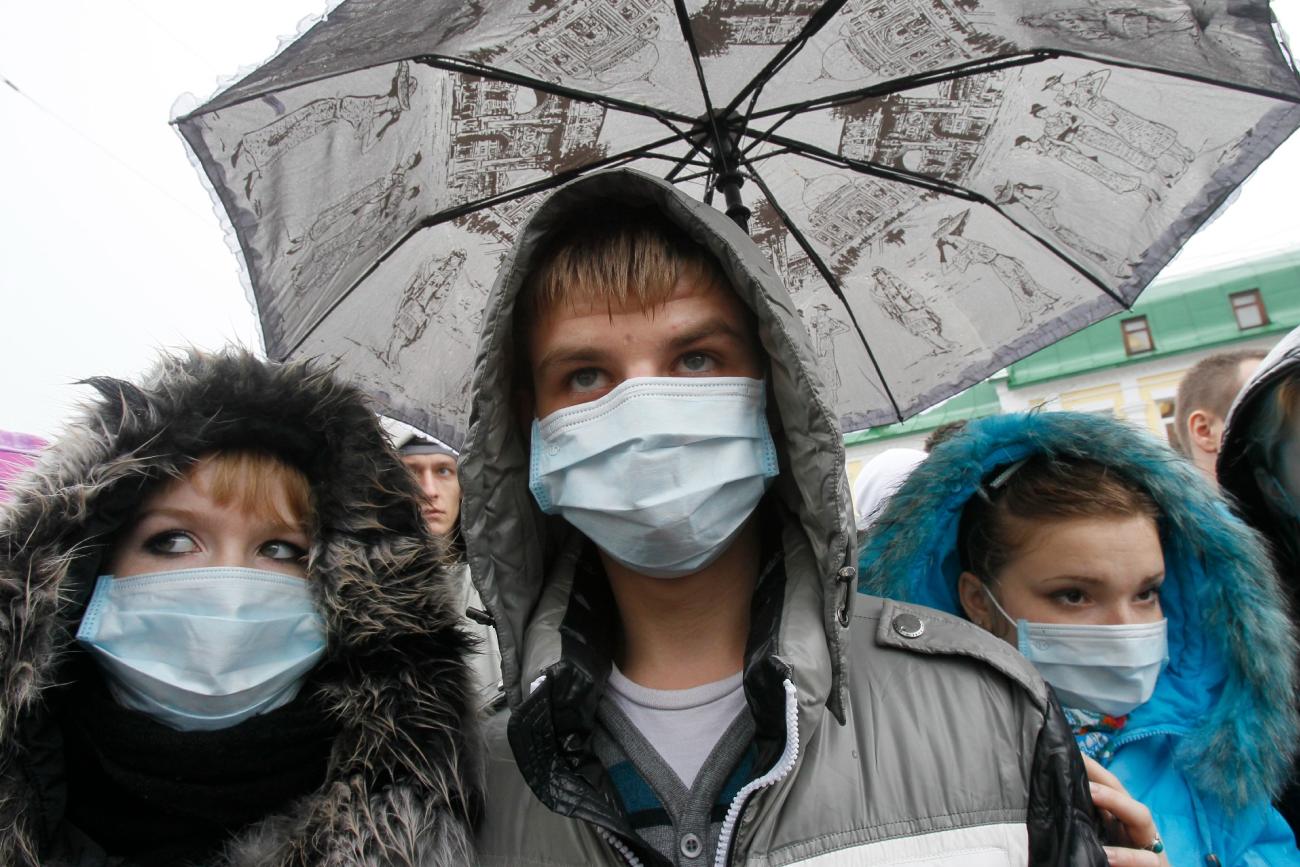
[58,673,336,866]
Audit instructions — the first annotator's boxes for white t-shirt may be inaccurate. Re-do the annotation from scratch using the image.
[606,665,747,788]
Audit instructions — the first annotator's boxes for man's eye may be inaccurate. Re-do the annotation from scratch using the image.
[261,540,308,561]
[144,531,199,555]
[570,369,606,391]
[679,352,714,373]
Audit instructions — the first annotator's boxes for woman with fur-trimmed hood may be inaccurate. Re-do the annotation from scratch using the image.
[0,350,481,866]
[861,411,1298,865]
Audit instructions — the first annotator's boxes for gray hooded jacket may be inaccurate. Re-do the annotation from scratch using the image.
[460,169,1105,867]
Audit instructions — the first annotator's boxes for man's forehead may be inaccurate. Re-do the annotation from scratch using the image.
[545,270,746,316]
[401,452,456,468]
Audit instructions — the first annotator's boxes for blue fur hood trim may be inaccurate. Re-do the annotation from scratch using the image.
[859,411,1298,810]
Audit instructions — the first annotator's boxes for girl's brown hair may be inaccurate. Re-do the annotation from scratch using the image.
[958,454,1160,579]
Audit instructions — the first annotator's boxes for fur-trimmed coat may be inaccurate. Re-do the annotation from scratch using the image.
[860,411,1300,865]
[0,351,481,865]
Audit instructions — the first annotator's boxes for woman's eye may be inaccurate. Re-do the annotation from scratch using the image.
[1053,588,1087,605]
[144,531,198,555]
[261,540,308,561]
[679,352,715,373]
[569,368,606,392]
[1136,586,1161,603]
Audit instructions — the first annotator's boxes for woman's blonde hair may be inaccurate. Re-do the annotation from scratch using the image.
[193,449,313,530]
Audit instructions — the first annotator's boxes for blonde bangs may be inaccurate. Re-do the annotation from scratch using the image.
[194,450,313,530]
[527,217,728,318]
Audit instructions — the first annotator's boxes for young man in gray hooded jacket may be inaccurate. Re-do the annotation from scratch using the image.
[461,169,1107,867]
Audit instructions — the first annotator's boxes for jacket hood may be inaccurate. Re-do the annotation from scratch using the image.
[1219,325,1300,582]
[460,168,857,717]
[0,350,480,865]
[860,411,1297,810]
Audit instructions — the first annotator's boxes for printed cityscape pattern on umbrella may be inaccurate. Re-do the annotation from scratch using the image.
[177,0,1300,447]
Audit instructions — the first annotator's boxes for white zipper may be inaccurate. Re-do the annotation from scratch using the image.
[712,678,800,867]
[597,826,646,867]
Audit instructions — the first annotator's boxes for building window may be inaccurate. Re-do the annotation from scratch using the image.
[1122,316,1154,355]
[1230,289,1269,330]
[1156,396,1177,445]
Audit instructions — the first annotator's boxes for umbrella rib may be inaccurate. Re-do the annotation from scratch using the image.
[753,130,983,201]
[671,0,727,176]
[748,135,1129,310]
[750,48,1300,121]
[282,133,683,359]
[722,0,849,118]
[1049,47,1300,104]
[740,157,904,424]
[412,55,696,136]
[665,138,712,183]
[750,51,1058,121]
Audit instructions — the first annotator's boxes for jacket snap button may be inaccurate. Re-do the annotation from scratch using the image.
[892,612,924,639]
[680,833,703,859]
[1205,856,1221,866]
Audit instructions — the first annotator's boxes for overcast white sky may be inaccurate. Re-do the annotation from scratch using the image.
[2,1,1298,439]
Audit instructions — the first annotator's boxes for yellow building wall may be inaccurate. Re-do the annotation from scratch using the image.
[1136,369,1189,440]
[1054,382,1126,416]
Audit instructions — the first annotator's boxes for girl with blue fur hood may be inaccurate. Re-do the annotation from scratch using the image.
[860,411,1298,865]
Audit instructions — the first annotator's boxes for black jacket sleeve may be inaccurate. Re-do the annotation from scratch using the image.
[1026,692,1108,867]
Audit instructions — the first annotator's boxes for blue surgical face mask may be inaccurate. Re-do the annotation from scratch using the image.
[982,584,1167,717]
[528,376,780,578]
[76,567,327,731]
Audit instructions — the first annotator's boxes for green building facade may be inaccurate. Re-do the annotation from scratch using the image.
[845,248,1300,479]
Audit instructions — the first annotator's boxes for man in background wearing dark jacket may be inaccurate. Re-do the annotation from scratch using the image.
[461,169,1107,866]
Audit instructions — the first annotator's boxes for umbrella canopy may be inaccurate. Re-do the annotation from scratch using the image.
[176,0,1300,449]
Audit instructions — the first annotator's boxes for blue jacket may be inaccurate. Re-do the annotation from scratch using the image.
[859,412,1299,866]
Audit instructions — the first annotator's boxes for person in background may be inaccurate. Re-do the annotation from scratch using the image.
[862,411,1298,865]
[1218,325,1300,840]
[851,447,926,534]
[0,350,481,866]
[923,418,968,452]
[1173,348,1265,485]
[0,430,46,504]
[394,430,502,709]
[462,168,1105,867]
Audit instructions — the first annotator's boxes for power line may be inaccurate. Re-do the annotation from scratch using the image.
[0,72,213,226]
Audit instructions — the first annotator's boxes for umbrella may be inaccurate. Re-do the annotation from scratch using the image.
[174,0,1300,449]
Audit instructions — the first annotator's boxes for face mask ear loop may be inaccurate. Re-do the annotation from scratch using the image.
[980,581,1020,638]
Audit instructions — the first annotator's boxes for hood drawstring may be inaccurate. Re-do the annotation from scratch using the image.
[713,678,800,867]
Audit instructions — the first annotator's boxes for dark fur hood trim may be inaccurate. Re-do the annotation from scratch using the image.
[0,350,480,865]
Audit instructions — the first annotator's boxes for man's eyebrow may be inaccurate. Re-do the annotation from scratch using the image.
[535,345,611,373]
[664,317,751,351]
